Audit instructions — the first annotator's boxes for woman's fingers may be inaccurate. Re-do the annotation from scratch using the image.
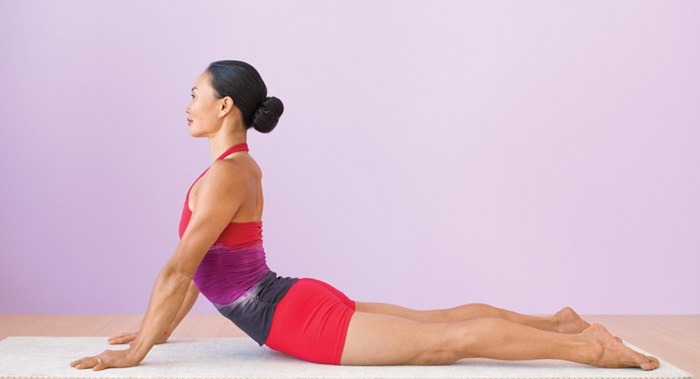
[93,355,107,371]
[71,349,139,371]
[69,355,101,370]
[93,356,105,371]
[108,333,126,344]
[108,332,137,345]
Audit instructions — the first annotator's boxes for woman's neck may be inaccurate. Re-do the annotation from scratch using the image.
[209,130,247,162]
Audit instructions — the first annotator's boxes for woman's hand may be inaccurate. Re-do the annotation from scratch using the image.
[109,331,169,346]
[70,348,140,371]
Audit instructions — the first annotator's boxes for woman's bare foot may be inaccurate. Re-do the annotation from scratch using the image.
[580,324,660,371]
[555,307,590,334]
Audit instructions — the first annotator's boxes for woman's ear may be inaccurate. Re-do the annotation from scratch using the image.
[218,96,234,118]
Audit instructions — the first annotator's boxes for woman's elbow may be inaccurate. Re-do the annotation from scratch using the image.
[159,263,195,287]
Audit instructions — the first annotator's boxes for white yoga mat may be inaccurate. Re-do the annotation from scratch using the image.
[0,337,693,379]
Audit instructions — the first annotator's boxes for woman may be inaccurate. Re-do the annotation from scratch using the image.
[70,60,659,371]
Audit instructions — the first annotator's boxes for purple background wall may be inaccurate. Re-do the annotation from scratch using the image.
[1,1,698,315]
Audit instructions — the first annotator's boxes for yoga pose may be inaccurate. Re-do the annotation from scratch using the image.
[71,60,659,371]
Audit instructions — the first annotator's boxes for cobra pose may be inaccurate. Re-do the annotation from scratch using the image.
[71,61,659,371]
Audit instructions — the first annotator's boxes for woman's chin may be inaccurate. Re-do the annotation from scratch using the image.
[188,129,204,138]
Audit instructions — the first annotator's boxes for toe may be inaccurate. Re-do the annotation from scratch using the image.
[640,356,660,371]
[649,356,660,370]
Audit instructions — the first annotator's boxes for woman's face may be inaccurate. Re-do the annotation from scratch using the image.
[185,71,225,137]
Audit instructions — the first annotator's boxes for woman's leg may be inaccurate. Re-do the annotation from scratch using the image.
[355,302,589,333]
[339,311,659,370]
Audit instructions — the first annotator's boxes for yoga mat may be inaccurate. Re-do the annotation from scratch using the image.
[0,337,693,379]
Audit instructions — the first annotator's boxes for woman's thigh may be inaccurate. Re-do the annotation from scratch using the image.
[340,311,459,366]
[355,301,447,323]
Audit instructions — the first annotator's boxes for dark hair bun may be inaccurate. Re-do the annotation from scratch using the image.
[252,96,284,134]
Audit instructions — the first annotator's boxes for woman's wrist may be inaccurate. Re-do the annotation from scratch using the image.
[126,345,147,365]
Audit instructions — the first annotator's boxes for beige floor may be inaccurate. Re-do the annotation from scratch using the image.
[0,314,697,376]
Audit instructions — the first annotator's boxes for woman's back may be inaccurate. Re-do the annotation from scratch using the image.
[179,143,264,240]
[188,149,264,224]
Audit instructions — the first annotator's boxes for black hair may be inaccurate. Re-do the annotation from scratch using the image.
[206,60,284,133]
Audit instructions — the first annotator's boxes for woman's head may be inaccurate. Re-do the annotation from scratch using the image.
[186,61,283,137]
[206,60,283,133]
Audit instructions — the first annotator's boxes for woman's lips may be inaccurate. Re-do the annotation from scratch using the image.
[187,118,193,126]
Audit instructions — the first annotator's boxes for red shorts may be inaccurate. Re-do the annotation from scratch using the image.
[265,278,356,365]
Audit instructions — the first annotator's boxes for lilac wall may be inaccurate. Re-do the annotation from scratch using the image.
[1,1,698,315]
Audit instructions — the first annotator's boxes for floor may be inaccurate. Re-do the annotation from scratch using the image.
[0,314,697,376]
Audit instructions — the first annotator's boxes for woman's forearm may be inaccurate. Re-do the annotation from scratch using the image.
[129,266,191,363]
[165,280,200,337]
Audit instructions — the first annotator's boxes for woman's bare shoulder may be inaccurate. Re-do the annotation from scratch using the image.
[201,159,248,189]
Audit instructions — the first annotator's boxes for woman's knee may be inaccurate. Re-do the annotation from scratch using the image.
[416,317,506,363]
[409,322,470,365]
[412,345,461,365]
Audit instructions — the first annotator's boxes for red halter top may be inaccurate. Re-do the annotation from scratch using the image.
[178,143,263,246]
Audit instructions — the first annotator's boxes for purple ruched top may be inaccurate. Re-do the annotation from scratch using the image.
[193,239,271,308]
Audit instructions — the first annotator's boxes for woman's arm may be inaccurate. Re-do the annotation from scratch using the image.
[164,280,200,338]
[71,161,246,371]
[108,280,200,345]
